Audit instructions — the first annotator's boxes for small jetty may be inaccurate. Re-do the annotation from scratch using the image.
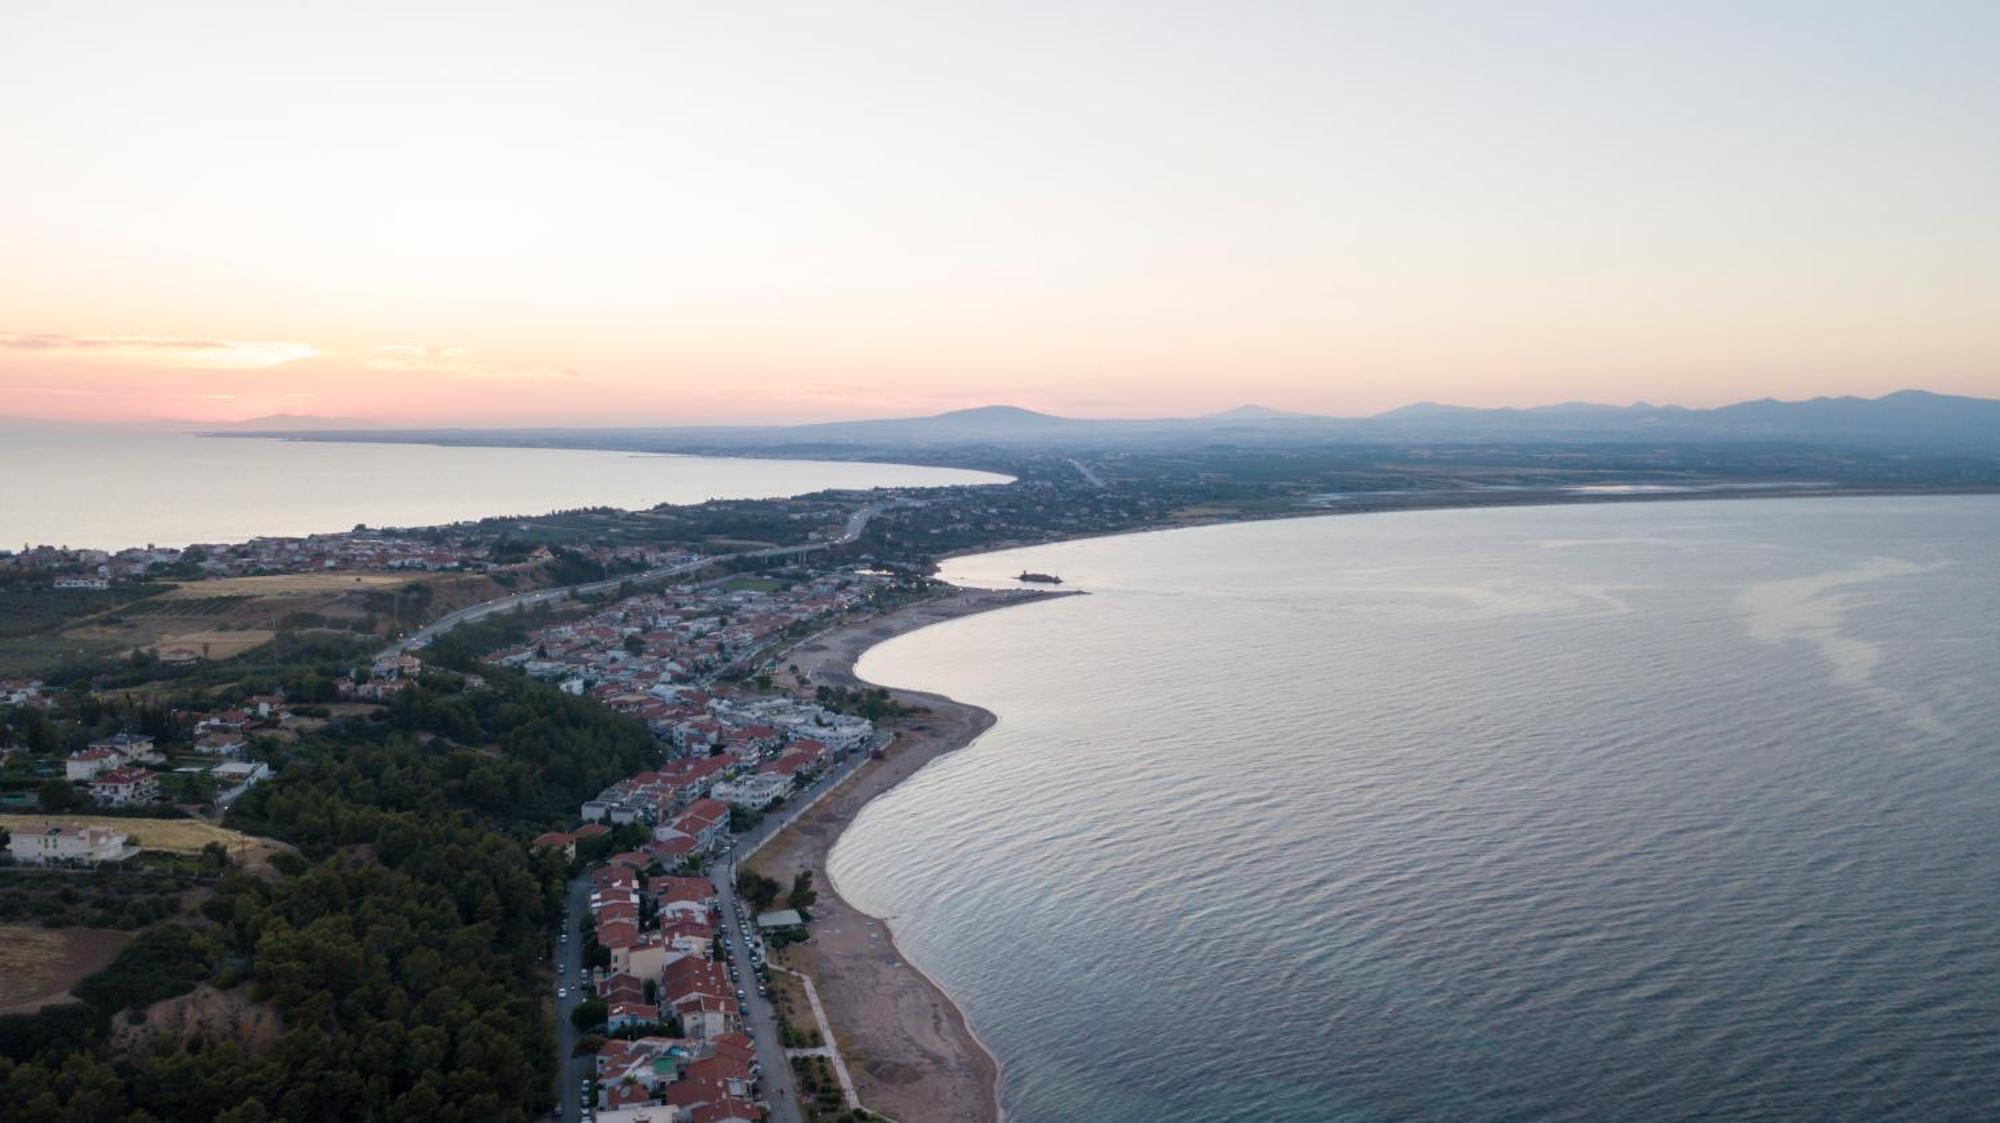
[1016,571,1063,585]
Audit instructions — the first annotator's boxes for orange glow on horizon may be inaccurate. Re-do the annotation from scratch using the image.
[4,4,1997,426]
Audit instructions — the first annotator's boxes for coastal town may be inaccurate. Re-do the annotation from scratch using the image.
[11,408,1994,1122]
[0,499,1016,1122]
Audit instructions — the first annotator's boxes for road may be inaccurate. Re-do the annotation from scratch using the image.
[517,501,895,1119]
[544,725,885,1121]
[1067,457,1107,488]
[699,739,883,1123]
[712,866,804,1123]
[554,874,591,1122]
[378,500,894,661]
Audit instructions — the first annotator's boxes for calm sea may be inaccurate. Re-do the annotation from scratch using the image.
[834,496,2000,1121]
[0,429,1005,551]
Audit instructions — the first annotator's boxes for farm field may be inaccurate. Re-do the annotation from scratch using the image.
[0,815,288,868]
[154,573,408,597]
[0,924,132,1014]
[145,628,276,660]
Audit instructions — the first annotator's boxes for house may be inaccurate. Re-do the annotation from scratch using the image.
[530,831,577,860]
[688,1100,759,1123]
[648,876,717,924]
[53,575,110,590]
[606,1001,661,1032]
[89,733,156,760]
[644,835,698,866]
[597,919,641,952]
[65,746,126,782]
[7,822,132,865]
[612,935,669,979]
[656,798,730,854]
[659,919,716,960]
[211,760,270,789]
[600,1080,655,1111]
[599,974,648,1009]
[710,774,787,810]
[371,653,423,680]
[591,1107,676,1123]
[89,767,160,807]
[194,733,248,758]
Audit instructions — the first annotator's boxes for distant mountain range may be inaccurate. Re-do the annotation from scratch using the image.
[201,414,386,431]
[201,389,2000,454]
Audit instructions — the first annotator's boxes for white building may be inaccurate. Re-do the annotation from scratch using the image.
[53,575,111,590]
[66,746,127,782]
[212,760,271,787]
[89,767,159,807]
[710,774,788,810]
[8,822,132,865]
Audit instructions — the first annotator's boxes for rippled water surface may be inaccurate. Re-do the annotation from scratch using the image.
[832,497,2000,1122]
[0,429,1006,550]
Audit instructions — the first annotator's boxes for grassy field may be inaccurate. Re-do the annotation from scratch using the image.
[0,814,286,865]
[155,573,409,597]
[144,628,277,660]
[0,924,132,1014]
[721,576,783,593]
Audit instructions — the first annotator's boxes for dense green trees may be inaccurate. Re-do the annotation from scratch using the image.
[0,666,648,1121]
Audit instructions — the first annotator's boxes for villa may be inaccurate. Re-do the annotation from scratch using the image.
[8,822,133,865]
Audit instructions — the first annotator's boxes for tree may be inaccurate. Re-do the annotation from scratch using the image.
[735,870,781,911]
[216,1099,271,1123]
[38,778,79,813]
[570,998,608,1031]
[788,870,818,911]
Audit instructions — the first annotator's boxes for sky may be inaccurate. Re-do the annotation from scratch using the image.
[2,1,1997,425]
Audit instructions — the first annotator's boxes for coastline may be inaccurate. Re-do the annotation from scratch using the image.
[750,586,1075,1123]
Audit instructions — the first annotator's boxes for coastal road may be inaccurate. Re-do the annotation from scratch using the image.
[379,500,896,661]
[555,874,591,1123]
[713,868,804,1123]
[710,736,887,1122]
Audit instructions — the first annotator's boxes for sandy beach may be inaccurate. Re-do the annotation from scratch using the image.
[750,586,1072,1123]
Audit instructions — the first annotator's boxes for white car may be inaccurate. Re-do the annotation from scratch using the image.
[558,986,568,998]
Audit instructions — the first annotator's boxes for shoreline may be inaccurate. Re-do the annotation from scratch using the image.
[736,487,2000,1121]
[749,586,1075,1123]
[926,483,2000,566]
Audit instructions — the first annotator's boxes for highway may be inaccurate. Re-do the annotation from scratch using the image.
[1067,456,1107,488]
[377,500,892,662]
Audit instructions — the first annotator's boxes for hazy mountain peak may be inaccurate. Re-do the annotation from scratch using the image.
[209,414,385,431]
[929,405,1063,423]
[1204,404,1316,421]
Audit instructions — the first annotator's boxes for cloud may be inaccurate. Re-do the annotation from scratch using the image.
[365,344,579,382]
[0,332,318,370]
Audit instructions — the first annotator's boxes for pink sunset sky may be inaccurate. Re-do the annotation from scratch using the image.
[4,4,1997,426]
